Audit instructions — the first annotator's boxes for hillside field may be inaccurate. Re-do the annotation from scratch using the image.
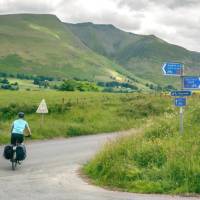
[68,22,200,86]
[0,14,149,90]
[1,14,200,88]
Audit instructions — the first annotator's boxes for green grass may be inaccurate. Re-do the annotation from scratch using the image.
[8,78,39,90]
[0,91,171,144]
[84,95,200,194]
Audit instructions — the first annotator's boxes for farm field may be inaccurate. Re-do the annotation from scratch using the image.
[8,78,39,90]
[84,95,200,194]
[7,78,61,91]
[0,91,171,144]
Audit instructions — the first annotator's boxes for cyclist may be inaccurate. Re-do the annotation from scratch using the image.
[10,112,32,145]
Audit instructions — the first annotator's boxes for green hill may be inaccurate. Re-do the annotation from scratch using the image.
[0,14,144,84]
[2,14,198,88]
[67,22,200,86]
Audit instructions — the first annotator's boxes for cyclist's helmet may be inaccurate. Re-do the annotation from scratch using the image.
[18,112,25,118]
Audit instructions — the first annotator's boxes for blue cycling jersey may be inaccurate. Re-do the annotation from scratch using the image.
[12,119,29,135]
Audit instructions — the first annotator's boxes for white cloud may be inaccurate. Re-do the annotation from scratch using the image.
[0,0,200,52]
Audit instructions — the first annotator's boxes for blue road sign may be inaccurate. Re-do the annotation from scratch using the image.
[162,62,183,76]
[175,98,186,107]
[183,76,200,90]
[171,90,192,97]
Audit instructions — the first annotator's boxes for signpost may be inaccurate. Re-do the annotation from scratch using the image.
[162,62,184,76]
[183,76,200,89]
[162,62,200,134]
[162,62,186,134]
[171,90,192,97]
[36,99,48,126]
[175,98,186,107]
[174,97,186,134]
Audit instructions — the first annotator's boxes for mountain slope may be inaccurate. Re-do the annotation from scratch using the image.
[0,14,141,83]
[67,22,200,86]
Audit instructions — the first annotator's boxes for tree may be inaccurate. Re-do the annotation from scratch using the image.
[60,80,77,91]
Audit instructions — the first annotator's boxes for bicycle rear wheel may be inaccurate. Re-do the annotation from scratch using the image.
[11,151,17,171]
[11,159,17,170]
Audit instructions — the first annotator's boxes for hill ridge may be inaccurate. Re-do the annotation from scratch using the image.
[67,22,200,85]
[0,13,147,87]
[1,13,200,87]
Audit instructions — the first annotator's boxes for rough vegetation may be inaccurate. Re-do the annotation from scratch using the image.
[84,96,200,194]
[0,91,171,144]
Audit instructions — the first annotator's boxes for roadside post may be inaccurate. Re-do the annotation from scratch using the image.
[170,91,192,134]
[175,97,186,133]
[162,62,189,134]
[36,99,48,127]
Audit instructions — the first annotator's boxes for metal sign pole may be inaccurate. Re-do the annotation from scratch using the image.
[180,107,184,134]
[40,114,44,127]
[42,113,44,124]
[180,66,184,134]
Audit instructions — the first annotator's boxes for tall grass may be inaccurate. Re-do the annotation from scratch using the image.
[0,91,171,144]
[84,96,200,194]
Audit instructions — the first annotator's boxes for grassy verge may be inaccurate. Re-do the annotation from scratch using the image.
[0,91,171,144]
[84,96,200,194]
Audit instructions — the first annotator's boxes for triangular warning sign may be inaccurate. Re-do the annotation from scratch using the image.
[36,99,48,114]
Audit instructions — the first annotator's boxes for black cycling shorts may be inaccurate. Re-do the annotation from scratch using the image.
[11,133,24,145]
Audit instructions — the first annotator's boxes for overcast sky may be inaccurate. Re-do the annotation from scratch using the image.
[0,0,199,52]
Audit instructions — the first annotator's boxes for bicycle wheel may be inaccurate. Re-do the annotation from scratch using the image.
[11,159,17,171]
[11,151,17,171]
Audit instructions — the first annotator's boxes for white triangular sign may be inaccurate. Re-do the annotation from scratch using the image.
[36,99,48,114]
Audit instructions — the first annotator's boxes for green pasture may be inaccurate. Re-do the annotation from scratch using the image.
[0,91,171,144]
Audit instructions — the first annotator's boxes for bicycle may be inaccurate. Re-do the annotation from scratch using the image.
[10,135,30,171]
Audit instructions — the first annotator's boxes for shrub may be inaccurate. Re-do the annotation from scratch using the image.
[0,103,36,120]
[59,80,100,92]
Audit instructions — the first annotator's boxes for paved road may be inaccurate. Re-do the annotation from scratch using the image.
[0,133,199,200]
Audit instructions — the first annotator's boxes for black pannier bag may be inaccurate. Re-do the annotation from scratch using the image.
[16,144,26,161]
[3,145,13,160]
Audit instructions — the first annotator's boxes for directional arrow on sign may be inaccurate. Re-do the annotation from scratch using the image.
[162,62,183,76]
[170,90,192,97]
[183,76,200,90]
